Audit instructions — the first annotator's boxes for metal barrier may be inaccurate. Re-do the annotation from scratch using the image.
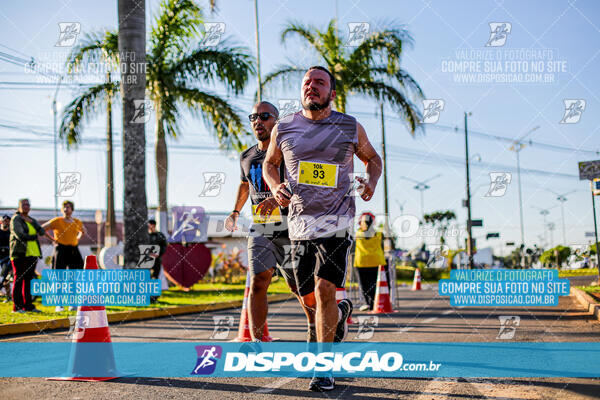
[345,252,399,310]
[387,254,398,309]
[346,252,366,306]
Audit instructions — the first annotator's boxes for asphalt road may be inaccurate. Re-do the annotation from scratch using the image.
[2,279,600,399]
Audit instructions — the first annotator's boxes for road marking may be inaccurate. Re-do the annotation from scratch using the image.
[253,377,298,393]
[399,307,465,333]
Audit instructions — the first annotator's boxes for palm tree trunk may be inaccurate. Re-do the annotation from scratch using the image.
[155,116,168,234]
[118,0,148,267]
[105,75,117,247]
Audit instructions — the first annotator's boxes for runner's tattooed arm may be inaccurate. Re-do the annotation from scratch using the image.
[263,125,291,207]
[355,122,382,202]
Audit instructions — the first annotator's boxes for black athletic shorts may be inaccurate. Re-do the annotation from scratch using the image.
[53,244,83,270]
[291,231,353,296]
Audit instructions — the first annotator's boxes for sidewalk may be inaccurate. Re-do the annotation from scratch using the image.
[0,293,294,337]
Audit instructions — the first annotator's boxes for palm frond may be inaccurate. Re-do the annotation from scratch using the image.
[318,19,344,63]
[170,38,255,95]
[349,26,414,70]
[369,66,424,100]
[260,64,306,96]
[354,80,423,136]
[173,85,250,150]
[150,0,203,67]
[66,30,119,73]
[281,21,329,60]
[59,81,120,148]
[154,93,182,139]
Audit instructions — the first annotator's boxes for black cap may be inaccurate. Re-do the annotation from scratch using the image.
[2,215,9,220]
[148,219,157,225]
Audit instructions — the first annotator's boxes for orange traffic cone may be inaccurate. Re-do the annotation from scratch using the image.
[412,267,422,291]
[372,265,394,313]
[233,269,273,342]
[335,287,355,324]
[49,255,120,381]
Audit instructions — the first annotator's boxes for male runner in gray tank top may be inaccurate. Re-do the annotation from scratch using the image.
[261,66,382,392]
[225,101,315,343]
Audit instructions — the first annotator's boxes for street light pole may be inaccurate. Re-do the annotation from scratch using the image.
[380,104,391,248]
[548,222,555,248]
[540,209,549,246]
[546,189,576,246]
[516,149,525,245]
[254,0,262,102]
[557,195,567,245]
[52,76,63,216]
[414,183,429,222]
[399,174,441,224]
[590,182,600,274]
[532,205,556,249]
[395,200,406,250]
[509,126,540,267]
[464,112,474,269]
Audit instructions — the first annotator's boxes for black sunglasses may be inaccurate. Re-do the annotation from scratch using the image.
[248,112,276,122]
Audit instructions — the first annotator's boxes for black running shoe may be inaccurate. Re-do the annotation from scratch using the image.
[334,299,353,342]
[308,376,335,391]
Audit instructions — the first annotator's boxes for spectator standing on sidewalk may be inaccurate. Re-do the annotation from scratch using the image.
[9,199,53,313]
[42,200,86,312]
[0,215,11,288]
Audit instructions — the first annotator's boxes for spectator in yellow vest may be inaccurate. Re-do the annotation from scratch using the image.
[354,212,388,311]
[9,199,53,313]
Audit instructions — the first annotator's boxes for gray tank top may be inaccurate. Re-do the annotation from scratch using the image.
[276,110,358,240]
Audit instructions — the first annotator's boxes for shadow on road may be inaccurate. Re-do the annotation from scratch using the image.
[111,376,600,399]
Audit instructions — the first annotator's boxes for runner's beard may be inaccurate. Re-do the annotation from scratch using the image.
[302,91,331,111]
[254,127,270,142]
[257,130,270,141]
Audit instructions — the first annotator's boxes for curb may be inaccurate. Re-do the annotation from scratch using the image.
[0,293,295,337]
[570,287,600,322]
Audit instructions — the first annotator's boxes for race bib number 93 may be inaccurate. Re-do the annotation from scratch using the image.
[298,161,338,188]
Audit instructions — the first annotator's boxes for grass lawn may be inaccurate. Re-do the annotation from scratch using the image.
[559,268,599,277]
[577,285,600,302]
[0,277,291,325]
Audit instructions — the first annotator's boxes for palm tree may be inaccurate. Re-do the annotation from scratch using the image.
[146,0,254,229]
[60,30,119,247]
[118,0,148,267]
[423,210,456,246]
[61,0,255,235]
[263,20,424,134]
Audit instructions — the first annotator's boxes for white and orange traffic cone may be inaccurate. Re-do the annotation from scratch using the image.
[372,265,394,313]
[49,255,120,381]
[412,267,422,291]
[232,269,273,342]
[335,287,355,324]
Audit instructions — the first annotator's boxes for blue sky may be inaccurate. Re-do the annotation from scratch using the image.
[0,0,599,253]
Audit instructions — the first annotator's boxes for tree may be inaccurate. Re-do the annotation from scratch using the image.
[118,0,148,267]
[60,30,120,246]
[61,0,255,235]
[423,210,456,246]
[147,0,254,230]
[263,20,424,134]
[540,245,571,267]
